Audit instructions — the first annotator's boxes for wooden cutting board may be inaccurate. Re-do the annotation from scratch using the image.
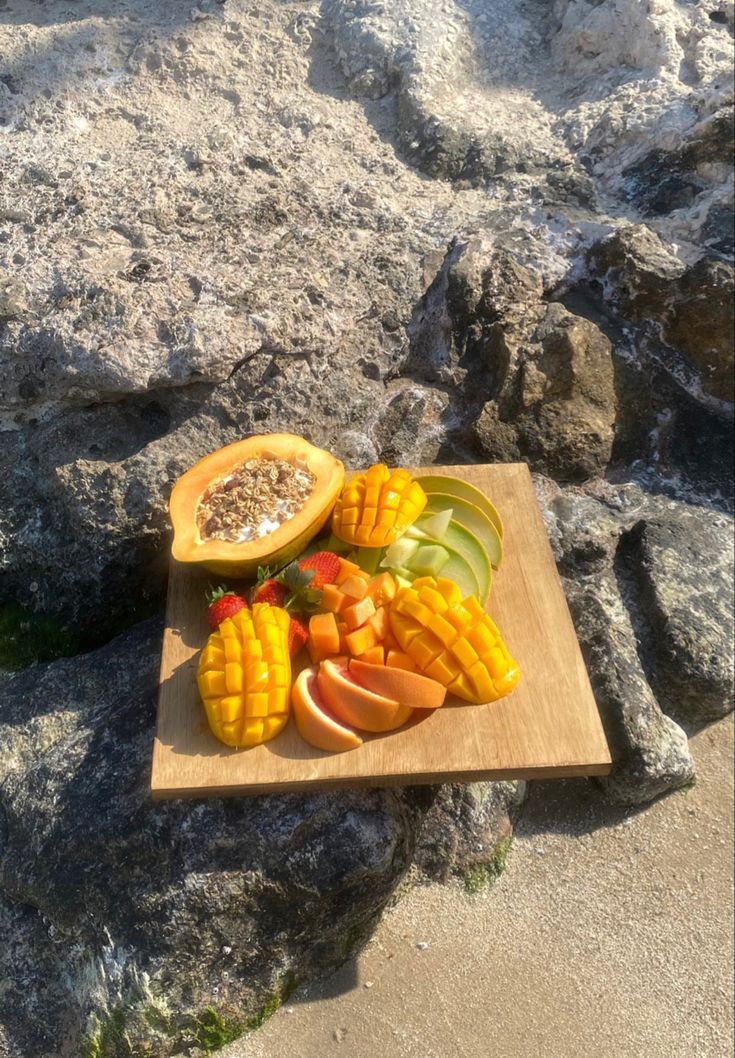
[152,463,611,798]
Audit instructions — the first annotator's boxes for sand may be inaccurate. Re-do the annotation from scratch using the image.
[225,714,734,1058]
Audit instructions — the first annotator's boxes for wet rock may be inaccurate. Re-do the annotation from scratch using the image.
[588,225,734,403]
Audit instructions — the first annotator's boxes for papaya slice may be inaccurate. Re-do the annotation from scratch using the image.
[170,433,344,577]
[349,659,446,709]
[317,658,413,732]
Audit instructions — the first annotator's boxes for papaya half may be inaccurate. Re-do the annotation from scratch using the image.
[170,433,344,577]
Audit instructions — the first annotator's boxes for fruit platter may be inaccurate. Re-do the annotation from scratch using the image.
[152,435,611,798]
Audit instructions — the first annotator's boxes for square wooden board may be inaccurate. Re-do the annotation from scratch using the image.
[152,463,611,798]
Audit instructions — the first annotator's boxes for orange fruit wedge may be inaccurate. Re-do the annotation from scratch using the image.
[349,660,446,709]
[291,666,363,752]
[317,658,414,733]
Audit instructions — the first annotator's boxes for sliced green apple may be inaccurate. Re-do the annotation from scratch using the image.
[415,475,504,540]
[424,494,503,569]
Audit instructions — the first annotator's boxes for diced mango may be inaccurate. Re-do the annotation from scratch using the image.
[336,621,350,654]
[418,585,449,613]
[341,574,369,600]
[335,558,363,585]
[309,612,341,658]
[388,577,519,703]
[368,605,390,641]
[409,631,443,669]
[332,464,427,547]
[426,612,457,647]
[361,644,385,665]
[321,583,347,613]
[424,653,457,686]
[196,602,291,747]
[367,572,396,606]
[345,623,378,657]
[225,662,244,694]
[343,595,376,631]
[248,692,269,717]
[386,650,417,672]
[199,644,226,672]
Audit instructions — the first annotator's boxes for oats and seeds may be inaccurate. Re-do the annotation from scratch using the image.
[197,457,315,543]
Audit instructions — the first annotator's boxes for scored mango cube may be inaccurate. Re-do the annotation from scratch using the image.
[196,602,291,747]
[388,577,520,703]
[331,463,427,547]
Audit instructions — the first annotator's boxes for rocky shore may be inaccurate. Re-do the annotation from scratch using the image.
[0,1,732,1054]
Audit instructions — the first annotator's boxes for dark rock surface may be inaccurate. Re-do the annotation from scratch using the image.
[587,225,735,403]
[619,516,735,724]
[0,622,519,1056]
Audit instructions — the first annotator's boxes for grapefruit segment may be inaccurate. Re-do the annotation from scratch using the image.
[318,658,413,732]
[291,666,363,752]
[349,660,446,709]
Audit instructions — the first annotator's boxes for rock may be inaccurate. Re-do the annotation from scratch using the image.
[0,622,415,1052]
[474,302,616,481]
[619,516,735,724]
[413,782,527,884]
[588,225,735,403]
[0,621,516,1056]
[406,240,616,480]
[324,0,578,188]
[563,574,694,805]
[538,476,734,802]
[621,106,734,248]
[0,1,732,1052]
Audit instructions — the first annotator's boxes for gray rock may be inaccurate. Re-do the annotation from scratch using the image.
[588,224,735,403]
[406,240,616,480]
[563,574,694,805]
[538,476,734,803]
[413,781,527,883]
[474,302,616,481]
[0,620,517,1056]
[619,516,735,723]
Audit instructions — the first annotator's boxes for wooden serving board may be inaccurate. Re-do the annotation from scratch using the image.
[152,463,611,798]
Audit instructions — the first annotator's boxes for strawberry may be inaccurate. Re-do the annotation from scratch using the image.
[252,578,288,607]
[206,587,248,630]
[298,551,341,590]
[288,614,309,657]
